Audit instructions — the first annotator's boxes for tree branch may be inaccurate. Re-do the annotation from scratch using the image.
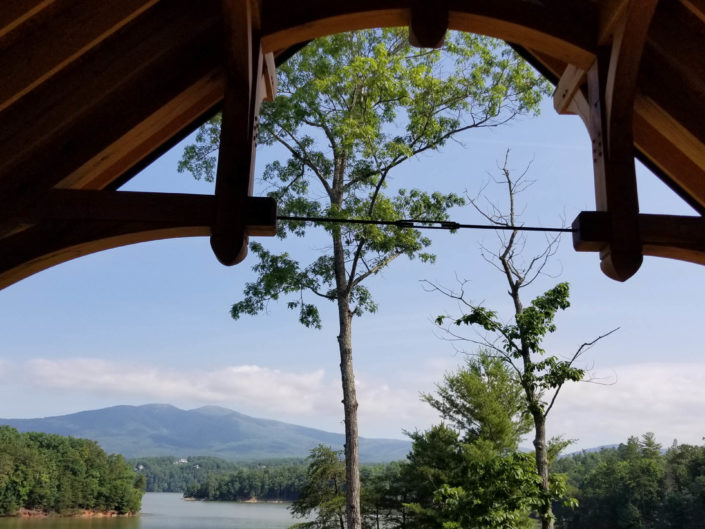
[350,252,402,290]
[272,129,334,199]
[543,327,620,417]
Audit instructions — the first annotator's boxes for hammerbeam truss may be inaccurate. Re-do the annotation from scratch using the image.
[1,0,704,289]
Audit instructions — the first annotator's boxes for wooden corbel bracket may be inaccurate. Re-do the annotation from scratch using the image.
[563,0,659,281]
[211,0,277,266]
[408,0,448,48]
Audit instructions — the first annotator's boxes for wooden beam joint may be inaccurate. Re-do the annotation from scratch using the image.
[573,211,705,266]
[576,0,659,281]
[212,0,277,266]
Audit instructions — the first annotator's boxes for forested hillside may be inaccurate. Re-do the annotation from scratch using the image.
[0,426,144,516]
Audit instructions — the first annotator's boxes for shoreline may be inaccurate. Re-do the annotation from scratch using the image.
[7,508,138,519]
[183,497,286,504]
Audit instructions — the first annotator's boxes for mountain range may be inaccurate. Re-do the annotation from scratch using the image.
[0,404,411,462]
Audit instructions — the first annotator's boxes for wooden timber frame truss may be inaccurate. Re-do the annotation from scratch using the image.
[1,0,705,289]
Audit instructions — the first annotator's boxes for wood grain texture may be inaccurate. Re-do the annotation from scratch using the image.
[260,0,597,68]
[0,192,276,290]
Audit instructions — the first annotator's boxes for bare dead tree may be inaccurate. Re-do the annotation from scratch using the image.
[426,150,617,529]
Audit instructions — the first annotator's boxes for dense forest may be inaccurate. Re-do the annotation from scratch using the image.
[282,436,705,529]
[130,456,242,492]
[130,455,308,501]
[0,426,144,516]
[183,464,307,502]
[553,434,705,529]
[12,427,699,527]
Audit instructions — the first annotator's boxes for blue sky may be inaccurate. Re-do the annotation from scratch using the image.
[1,98,703,452]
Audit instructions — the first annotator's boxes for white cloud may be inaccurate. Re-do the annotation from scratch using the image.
[26,358,331,416]
[20,357,433,437]
[550,362,705,450]
[356,378,439,438]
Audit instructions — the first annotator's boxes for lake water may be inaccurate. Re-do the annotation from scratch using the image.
[0,494,297,529]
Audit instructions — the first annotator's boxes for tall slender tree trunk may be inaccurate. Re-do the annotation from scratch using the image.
[513,283,554,529]
[333,233,361,529]
[521,352,553,529]
[533,413,552,529]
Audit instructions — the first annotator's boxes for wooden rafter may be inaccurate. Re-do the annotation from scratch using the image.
[555,0,705,214]
[408,0,448,48]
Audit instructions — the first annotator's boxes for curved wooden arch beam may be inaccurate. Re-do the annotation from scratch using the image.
[260,0,596,69]
[211,0,277,266]
[0,190,276,290]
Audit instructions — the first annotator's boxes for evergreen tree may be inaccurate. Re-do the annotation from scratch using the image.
[401,354,550,529]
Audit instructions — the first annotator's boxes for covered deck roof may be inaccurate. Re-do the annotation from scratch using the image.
[1,0,704,288]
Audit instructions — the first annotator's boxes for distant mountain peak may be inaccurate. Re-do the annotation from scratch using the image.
[192,405,237,416]
[0,404,410,463]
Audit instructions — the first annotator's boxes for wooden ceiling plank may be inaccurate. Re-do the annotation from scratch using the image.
[0,0,160,114]
[640,3,705,149]
[597,0,628,45]
[680,0,705,23]
[640,52,705,153]
[649,1,705,87]
[0,34,223,201]
[0,0,221,178]
[0,0,223,197]
[0,0,55,40]
[633,102,705,210]
[58,70,225,191]
[518,48,566,81]
[635,95,705,176]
